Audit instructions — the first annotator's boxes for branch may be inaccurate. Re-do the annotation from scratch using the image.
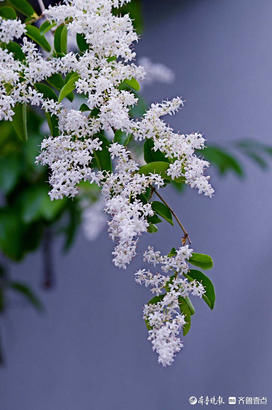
[153,188,191,245]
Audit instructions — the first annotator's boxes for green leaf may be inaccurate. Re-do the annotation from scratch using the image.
[113,130,132,146]
[189,252,213,270]
[124,77,141,91]
[3,41,25,61]
[116,0,143,34]
[12,104,28,141]
[200,145,243,177]
[171,180,186,193]
[0,6,17,19]
[58,72,79,102]
[26,25,51,52]
[76,33,88,53]
[139,161,170,180]
[147,214,162,224]
[144,139,169,163]
[8,0,36,17]
[35,83,58,101]
[129,95,147,118]
[168,247,177,257]
[54,24,68,55]
[184,296,195,315]
[46,73,65,90]
[151,201,173,225]
[148,294,165,305]
[93,134,112,171]
[10,282,44,311]
[242,151,268,169]
[39,20,56,35]
[40,195,66,221]
[80,103,90,112]
[178,296,192,336]
[0,208,24,261]
[20,185,48,223]
[185,269,216,310]
[63,200,81,251]
[45,113,59,137]
[0,154,21,193]
[147,223,158,233]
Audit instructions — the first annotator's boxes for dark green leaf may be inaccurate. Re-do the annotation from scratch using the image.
[115,0,143,34]
[129,95,147,118]
[20,185,48,223]
[76,33,88,52]
[39,20,56,35]
[80,103,90,112]
[168,247,177,257]
[185,269,216,310]
[46,73,65,90]
[3,41,25,61]
[144,139,169,163]
[200,145,243,177]
[151,201,173,225]
[40,195,66,221]
[45,113,59,136]
[54,24,68,55]
[8,0,36,17]
[63,201,81,251]
[35,83,58,101]
[93,134,112,171]
[26,25,51,52]
[178,296,192,336]
[22,221,44,253]
[0,154,21,193]
[0,6,16,19]
[12,104,28,141]
[0,208,24,261]
[148,294,165,305]
[147,214,162,224]
[189,252,213,270]
[10,282,43,311]
[113,130,132,146]
[58,72,79,102]
[139,161,170,180]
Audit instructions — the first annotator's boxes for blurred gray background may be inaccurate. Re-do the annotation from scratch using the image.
[1,0,272,408]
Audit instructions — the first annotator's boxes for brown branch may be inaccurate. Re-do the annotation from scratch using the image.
[153,188,191,245]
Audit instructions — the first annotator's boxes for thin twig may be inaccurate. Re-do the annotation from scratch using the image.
[153,188,191,245]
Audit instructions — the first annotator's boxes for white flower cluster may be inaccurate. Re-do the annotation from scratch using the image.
[135,246,205,366]
[133,98,214,197]
[0,16,25,43]
[103,143,164,268]
[0,0,215,366]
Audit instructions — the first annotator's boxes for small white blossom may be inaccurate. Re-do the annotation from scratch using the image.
[136,246,205,366]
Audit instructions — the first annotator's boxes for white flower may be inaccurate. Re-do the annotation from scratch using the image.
[136,246,205,366]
